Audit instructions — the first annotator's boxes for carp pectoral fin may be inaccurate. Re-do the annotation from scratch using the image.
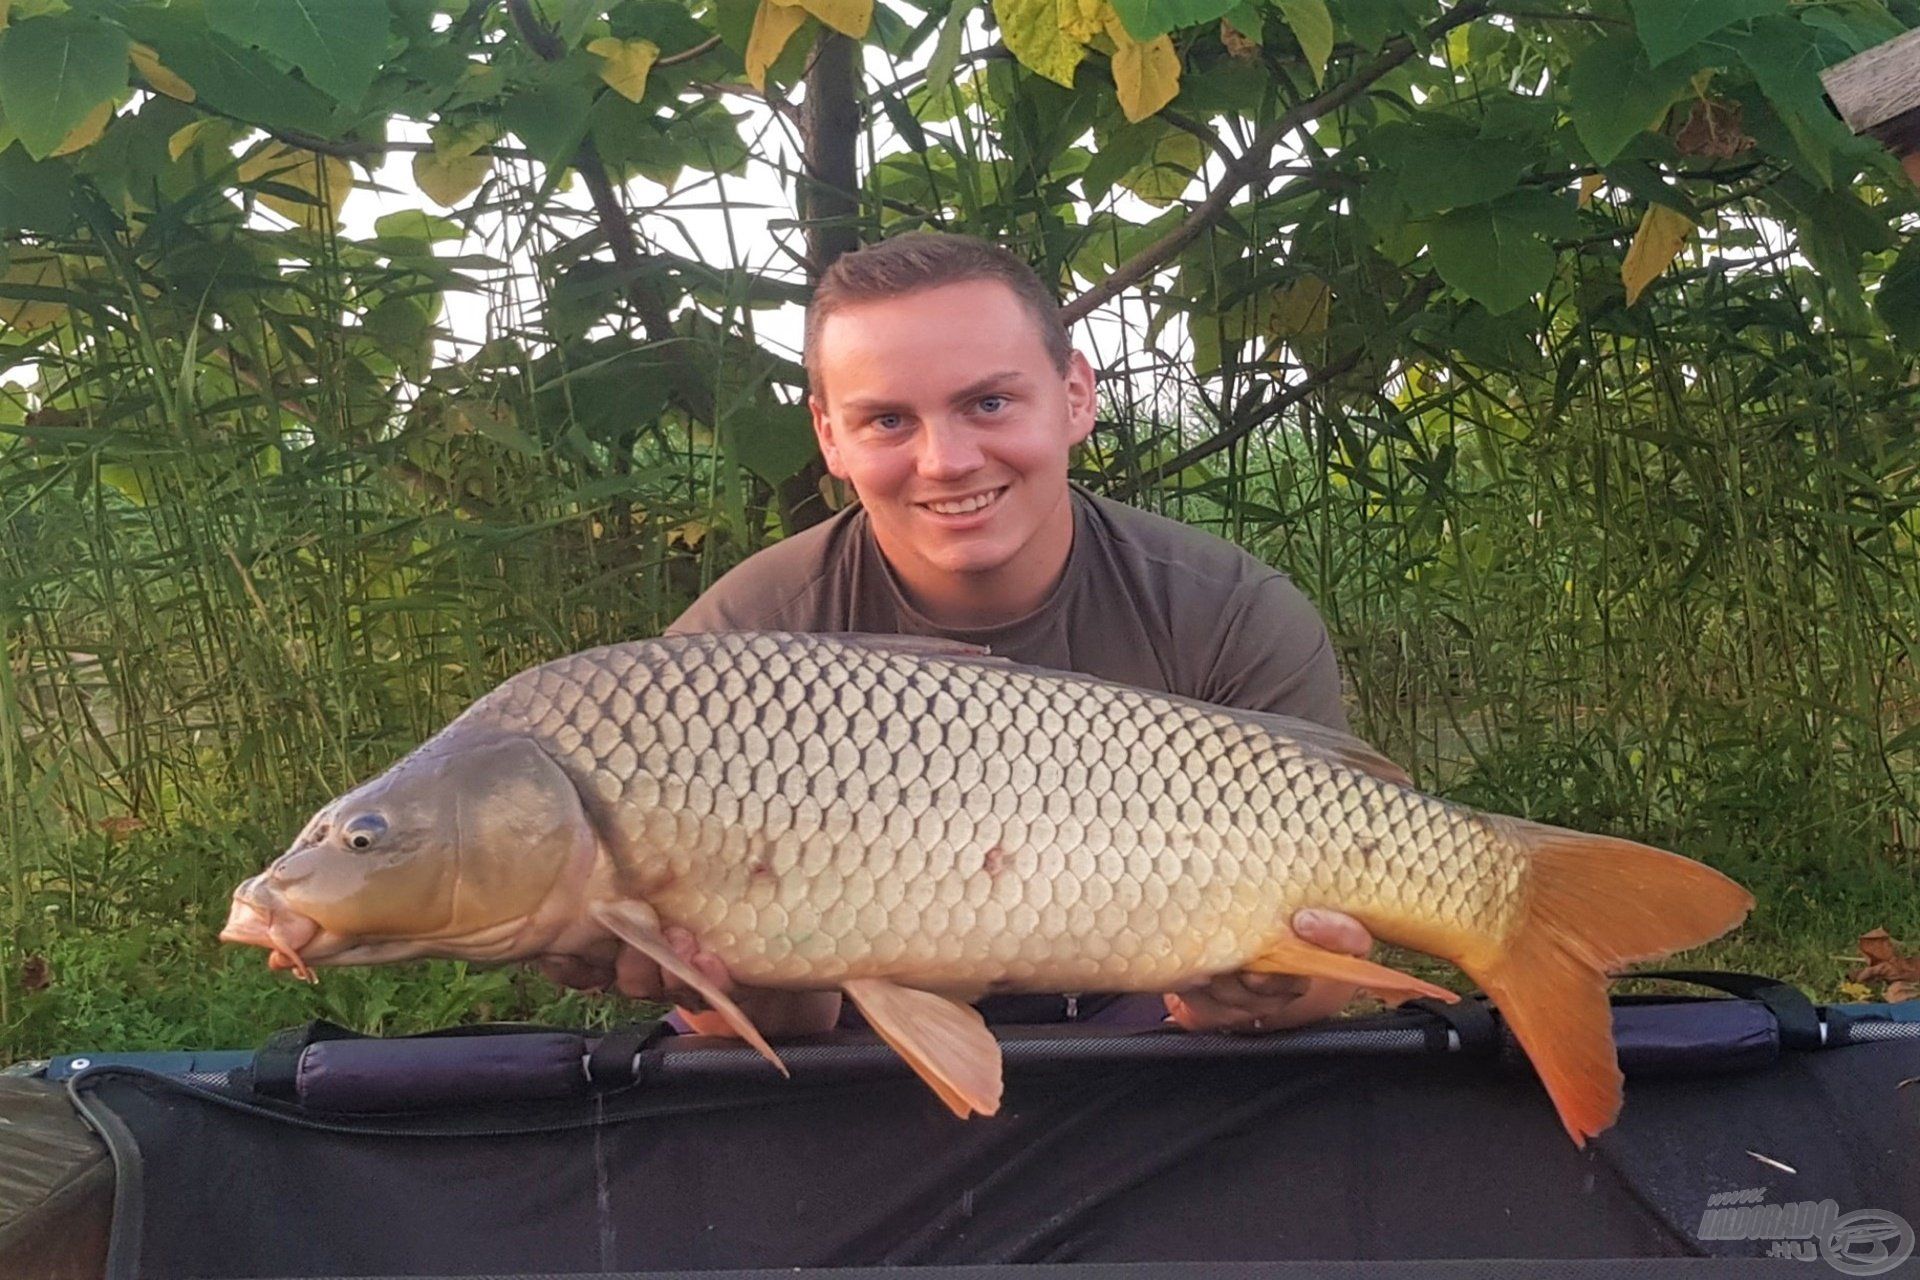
[588,901,788,1077]
[1245,934,1458,1005]
[842,978,1003,1119]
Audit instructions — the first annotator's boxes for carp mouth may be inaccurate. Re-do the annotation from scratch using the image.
[220,892,324,983]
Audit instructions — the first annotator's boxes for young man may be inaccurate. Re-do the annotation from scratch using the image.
[649,232,1373,1036]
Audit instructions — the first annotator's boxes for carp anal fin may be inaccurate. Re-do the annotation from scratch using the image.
[1245,933,1458,1005]
[842,977,1003,1118]
[588,901,788,1077]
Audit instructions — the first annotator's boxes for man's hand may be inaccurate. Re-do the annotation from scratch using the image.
[1163,908,1373,1033]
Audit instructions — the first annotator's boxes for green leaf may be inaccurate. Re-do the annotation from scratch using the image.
[0,15,129,160]
[1874,238,1920,346]
[1326,0,1434,53]
[502,80,596,169]
[1110,0,1237,41]
[925,0,976,94]
[1275,0,1333,85]
[0,145,74,233]
[1628,0,1783,67]
[1424,190,1575,315]
[132,17,339,135]
[728,403,819,484]
[1223,1,1263,42]
[374,210,465,242]
[206,0,390,106]
[1365,119,1533,217]
[1566,33,1696,166]
[1729,16,1863,189]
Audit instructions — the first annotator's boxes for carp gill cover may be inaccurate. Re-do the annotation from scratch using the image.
[222,631,1753,1143]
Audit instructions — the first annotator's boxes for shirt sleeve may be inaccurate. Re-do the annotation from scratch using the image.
[1202,573,1348,732]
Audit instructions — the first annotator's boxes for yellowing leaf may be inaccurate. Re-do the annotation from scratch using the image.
[50,100,111,156]
[413,147,491,208]
[1579,172,1604,208]
[129,41,195,102]
[586,36,659,103]
[1265,276,1331,341]
[776,0,872,39]
[1059,0,1106,43]
[237,142,352,232]
[1838,981,1873,1003]
[99,463,154,506]
[993,0,1085,88]
[1117,126,1203,206]
[0,1,12,30]
[0,254,69,333]
[746,0,809,92]
[168,118,237,162]
[1105,11,1179,123]
[1621,203,1692,306]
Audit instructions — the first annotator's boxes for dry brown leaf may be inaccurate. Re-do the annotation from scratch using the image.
[20,955,49,992]
[1885,981,1920,1003]
[1220,18,1257,59]
[1849,927,1920,984]
[1674,99,1753,160]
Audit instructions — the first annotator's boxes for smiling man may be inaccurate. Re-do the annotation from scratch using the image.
[657,231,1371,1036]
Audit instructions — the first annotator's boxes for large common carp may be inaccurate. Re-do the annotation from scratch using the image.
[222,631,1752,1143]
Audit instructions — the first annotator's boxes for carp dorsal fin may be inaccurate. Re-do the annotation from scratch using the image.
[811,632,1006,661]
[589,900,788,1076]
[1234,711,1415,789]
[842,977,1003,1118]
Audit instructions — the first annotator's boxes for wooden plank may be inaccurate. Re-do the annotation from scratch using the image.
[1821,26,1920,134]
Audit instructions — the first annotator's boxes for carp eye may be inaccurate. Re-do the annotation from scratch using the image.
[342,814,387,851]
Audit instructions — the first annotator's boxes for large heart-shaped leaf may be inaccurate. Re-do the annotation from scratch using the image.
[206,0,390,106]
[1627,0,1783,67]
[1566,33,1697,166]
[0,15,129,160]
[1424,190,1577,316]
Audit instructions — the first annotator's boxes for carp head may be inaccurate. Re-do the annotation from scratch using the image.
[221,734,600,978]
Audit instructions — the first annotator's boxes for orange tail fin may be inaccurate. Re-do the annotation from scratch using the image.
[1461,820,1753,1147]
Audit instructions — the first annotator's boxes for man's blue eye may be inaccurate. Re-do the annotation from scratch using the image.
[874,414,904,430]
[978,396,1007,414]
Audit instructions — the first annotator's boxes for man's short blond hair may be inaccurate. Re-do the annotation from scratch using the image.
[804,232,1073,391]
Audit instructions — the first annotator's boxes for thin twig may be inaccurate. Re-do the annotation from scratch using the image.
[1064,0,1495,325]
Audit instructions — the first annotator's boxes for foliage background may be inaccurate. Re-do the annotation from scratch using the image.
[4,0,1920,1056]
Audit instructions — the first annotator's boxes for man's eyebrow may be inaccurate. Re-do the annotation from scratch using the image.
[840,371,1029,415]
[948,371,1027,402]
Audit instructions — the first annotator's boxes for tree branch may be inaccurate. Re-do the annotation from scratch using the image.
[1063,0,1494,326]
[1107,275,1441,497]
[505,0,716,426]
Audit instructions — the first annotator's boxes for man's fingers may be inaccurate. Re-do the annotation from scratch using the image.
[1291,907,1373,957]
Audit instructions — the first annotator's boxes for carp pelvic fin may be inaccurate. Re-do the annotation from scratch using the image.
[589,901,789,1077]
[842,977,1003,1119]
[1244,934,1457,1004]
[1468,819,1753,1148]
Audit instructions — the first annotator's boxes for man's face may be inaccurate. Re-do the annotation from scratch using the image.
[808,279,1096,587]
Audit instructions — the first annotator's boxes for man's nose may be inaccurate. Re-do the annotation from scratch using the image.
[915,418,984,478]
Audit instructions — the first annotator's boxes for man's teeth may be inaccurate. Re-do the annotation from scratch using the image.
[925,489,1002,515]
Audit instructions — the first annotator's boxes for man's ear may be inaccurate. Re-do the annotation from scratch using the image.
[809,393,850,479]
[1063,350,1097,448]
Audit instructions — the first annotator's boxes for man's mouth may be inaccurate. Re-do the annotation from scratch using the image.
[919,486,1007,517]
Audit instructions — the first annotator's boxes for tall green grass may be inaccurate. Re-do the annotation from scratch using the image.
[4,183,1919,1058]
